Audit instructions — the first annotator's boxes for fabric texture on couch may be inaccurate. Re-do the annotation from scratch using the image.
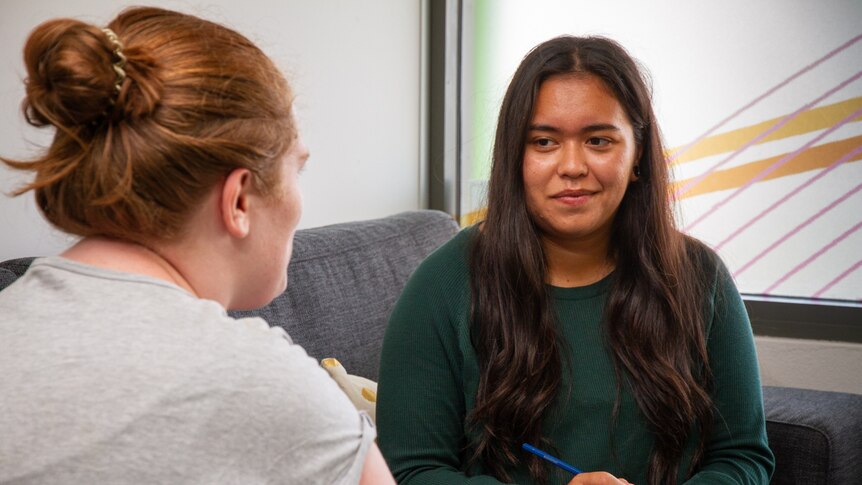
[0,257,34,281]
[0,267,17,290]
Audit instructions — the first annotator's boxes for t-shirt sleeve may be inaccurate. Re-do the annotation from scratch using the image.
[196,319,377,484]
[684,260,775,484]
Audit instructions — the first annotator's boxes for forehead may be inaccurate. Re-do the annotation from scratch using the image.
[531,73,629,126]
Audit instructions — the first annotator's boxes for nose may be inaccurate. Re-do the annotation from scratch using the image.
[557,142,587,178]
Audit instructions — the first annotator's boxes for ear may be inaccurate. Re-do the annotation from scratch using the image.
[221,168,255,238]
[630,145,643,182]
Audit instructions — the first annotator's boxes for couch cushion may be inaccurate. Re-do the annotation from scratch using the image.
[230,210,458,381]
[763,386,862,485]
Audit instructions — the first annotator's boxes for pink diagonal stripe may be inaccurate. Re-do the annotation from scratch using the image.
[812,258,862,299]
[714,143,862,250]
[764,220,862,295]
[669,33,862,164]
[684,105,862,232]
[676,70,862,198]
[733,182,862,278]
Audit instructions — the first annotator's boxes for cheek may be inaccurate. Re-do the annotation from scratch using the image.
[281,179,303,230]
[522,172,540,214]
[522,159,544,196]
[281,190,301,262]
[283,237,295,267]
[597,153,635,186]
[291,191,303,226]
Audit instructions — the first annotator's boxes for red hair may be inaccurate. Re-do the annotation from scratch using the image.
[2,7,296,242]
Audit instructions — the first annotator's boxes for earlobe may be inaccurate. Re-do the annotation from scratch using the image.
[221,168,254,238]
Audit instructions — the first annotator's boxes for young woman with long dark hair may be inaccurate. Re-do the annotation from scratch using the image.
[377,36,773,485]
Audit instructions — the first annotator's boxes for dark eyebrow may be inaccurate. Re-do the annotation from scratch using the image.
[582,123,621,133]
[528,123,621,134]
[528,124,562,133]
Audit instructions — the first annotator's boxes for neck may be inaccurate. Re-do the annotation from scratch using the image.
[61,237,199,297]
[541,232,614,288]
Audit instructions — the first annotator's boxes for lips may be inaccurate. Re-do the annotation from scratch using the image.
[552,189,594,198]
[551,189,595,206]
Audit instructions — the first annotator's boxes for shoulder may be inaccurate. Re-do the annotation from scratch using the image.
[682,235,721,272]
[191,313,343,404]
[680,236,748,337]
[211,317,363,420]
[174,314,376,482]
[387,227,473,346]
[402,226,474,296]
[415,226,474,273]
[682,235,732,293]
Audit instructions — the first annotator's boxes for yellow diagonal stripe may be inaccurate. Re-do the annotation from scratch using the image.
[669,97,862,165]
[674,135,862,199]
[460,208,486,227]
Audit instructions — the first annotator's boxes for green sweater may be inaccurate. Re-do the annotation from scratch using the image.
[377,229,774,484]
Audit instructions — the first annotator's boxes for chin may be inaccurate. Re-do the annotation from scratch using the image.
[275,274,288,298]
[229,278,287,311]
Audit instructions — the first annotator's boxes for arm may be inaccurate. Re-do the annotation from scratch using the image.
[376,248,507,485]
[684,261,775,484]
[359,443,396,485]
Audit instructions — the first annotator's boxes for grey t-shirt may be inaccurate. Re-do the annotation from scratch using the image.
[0,257,375,484]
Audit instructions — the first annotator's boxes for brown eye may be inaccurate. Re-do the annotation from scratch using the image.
[586,137,610,147]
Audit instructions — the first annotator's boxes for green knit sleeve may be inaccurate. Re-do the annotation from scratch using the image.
[377,234,507,485]
[684,258,775,484]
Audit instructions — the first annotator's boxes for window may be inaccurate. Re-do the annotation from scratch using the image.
[430,0,862,340]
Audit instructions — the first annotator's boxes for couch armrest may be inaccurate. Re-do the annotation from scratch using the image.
[763,386,862,485]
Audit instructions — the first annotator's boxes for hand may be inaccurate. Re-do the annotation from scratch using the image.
[566,471,633,485]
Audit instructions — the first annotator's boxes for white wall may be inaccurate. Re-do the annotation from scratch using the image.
[0,0,422,261]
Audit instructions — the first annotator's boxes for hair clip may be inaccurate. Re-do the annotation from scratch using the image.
[101,28,127,99]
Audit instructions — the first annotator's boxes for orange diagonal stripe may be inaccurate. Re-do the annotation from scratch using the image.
[674,135,862,199]
[668,97,862,165]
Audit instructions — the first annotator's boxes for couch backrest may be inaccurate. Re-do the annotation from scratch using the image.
[0,210,460,381]
[0,257,35,287]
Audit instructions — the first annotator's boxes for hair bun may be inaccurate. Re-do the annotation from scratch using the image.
[22,18,162,128]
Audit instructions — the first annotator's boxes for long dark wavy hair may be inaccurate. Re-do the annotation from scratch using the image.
[467,36,714,485]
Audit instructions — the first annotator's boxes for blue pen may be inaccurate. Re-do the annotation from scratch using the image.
[522,443,583,475]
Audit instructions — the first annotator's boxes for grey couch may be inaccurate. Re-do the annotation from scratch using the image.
[1,210,860,484]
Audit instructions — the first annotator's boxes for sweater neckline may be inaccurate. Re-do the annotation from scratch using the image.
[549,271,614,300]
